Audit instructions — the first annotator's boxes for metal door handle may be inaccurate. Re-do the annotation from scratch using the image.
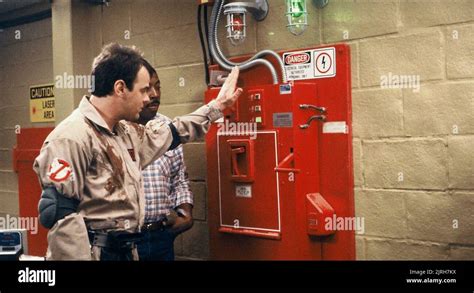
[299,115,326,129]
[274,153,300,173]
[299,104,327,114]
[231,147,246,176]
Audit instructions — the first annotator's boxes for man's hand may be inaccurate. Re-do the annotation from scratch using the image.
[215,66,243,111]
[165,204,194,235]
[169,216,193,235]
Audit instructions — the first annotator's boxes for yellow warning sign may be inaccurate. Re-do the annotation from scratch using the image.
[30,84,55,122]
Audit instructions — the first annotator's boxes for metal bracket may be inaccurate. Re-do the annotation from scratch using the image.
[210,70,229,86]
[224,0,269,21]
[313,0,329,9]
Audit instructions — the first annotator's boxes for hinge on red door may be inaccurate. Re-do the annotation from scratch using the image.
[306,193,336,236]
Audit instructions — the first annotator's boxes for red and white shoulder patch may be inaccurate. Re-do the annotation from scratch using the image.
[47,158,73,182]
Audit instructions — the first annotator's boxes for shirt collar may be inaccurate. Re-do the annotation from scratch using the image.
[154,112,171,123]
[79,96,115,135]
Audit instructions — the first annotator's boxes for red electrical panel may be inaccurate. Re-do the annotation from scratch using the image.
[206,44,354,260]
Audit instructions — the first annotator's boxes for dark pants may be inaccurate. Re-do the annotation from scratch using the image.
[99,247,135,261]
[137,228,176,261]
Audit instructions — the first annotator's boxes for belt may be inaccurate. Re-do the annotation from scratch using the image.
[88,230,143,251]
[141,217,167,232]
[88,231,109,247]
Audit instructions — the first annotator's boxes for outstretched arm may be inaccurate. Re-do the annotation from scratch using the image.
[138,67,243,168]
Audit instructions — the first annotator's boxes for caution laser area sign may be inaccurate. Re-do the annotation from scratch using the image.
[283,47,336,81]
[30,84,55,123]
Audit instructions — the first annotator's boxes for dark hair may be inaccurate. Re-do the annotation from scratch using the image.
[142,58,157,78]
[91,43,146,97]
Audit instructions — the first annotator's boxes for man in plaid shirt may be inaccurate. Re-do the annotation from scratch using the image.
[136,62,194,261]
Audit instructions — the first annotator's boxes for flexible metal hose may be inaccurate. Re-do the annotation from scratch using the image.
[209,0,286,84]
[213,0,287,83]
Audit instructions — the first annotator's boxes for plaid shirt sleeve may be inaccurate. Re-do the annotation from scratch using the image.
[169,146,193,208]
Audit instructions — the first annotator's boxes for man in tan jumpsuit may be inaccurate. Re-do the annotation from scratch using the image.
[33,43,242,260]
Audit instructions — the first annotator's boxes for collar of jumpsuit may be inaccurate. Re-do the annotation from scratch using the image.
[79,96,117,135]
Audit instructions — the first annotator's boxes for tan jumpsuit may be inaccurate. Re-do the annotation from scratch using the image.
[33,96,222,260]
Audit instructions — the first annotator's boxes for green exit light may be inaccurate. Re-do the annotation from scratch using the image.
[286,0,308,35]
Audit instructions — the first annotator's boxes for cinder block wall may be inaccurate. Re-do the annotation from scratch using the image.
[0,0,472,260]
[331,0,474,260]
[0,18,54,220]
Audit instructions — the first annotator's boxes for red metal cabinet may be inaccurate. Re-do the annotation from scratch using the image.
[206,44,354,260]
[13,127,53,256]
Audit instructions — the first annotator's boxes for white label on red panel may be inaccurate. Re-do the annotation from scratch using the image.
[323,121,348,134]
[235,184,252,198]
[283,47,336,81]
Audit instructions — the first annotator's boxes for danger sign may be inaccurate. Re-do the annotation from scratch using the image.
[283,47,336,81]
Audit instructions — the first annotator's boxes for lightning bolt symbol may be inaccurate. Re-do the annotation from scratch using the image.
[321,56,326,69]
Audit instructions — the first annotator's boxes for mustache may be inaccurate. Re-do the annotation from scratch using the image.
[146,100,160,107]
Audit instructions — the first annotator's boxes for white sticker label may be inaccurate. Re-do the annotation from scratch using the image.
[283,47,336,81]
[235,184,252,198]
[323,121,348,134]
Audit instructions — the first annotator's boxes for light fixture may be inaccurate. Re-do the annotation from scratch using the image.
[286,0,307,36]
[286,0,328,36]
[224,0,269,46]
